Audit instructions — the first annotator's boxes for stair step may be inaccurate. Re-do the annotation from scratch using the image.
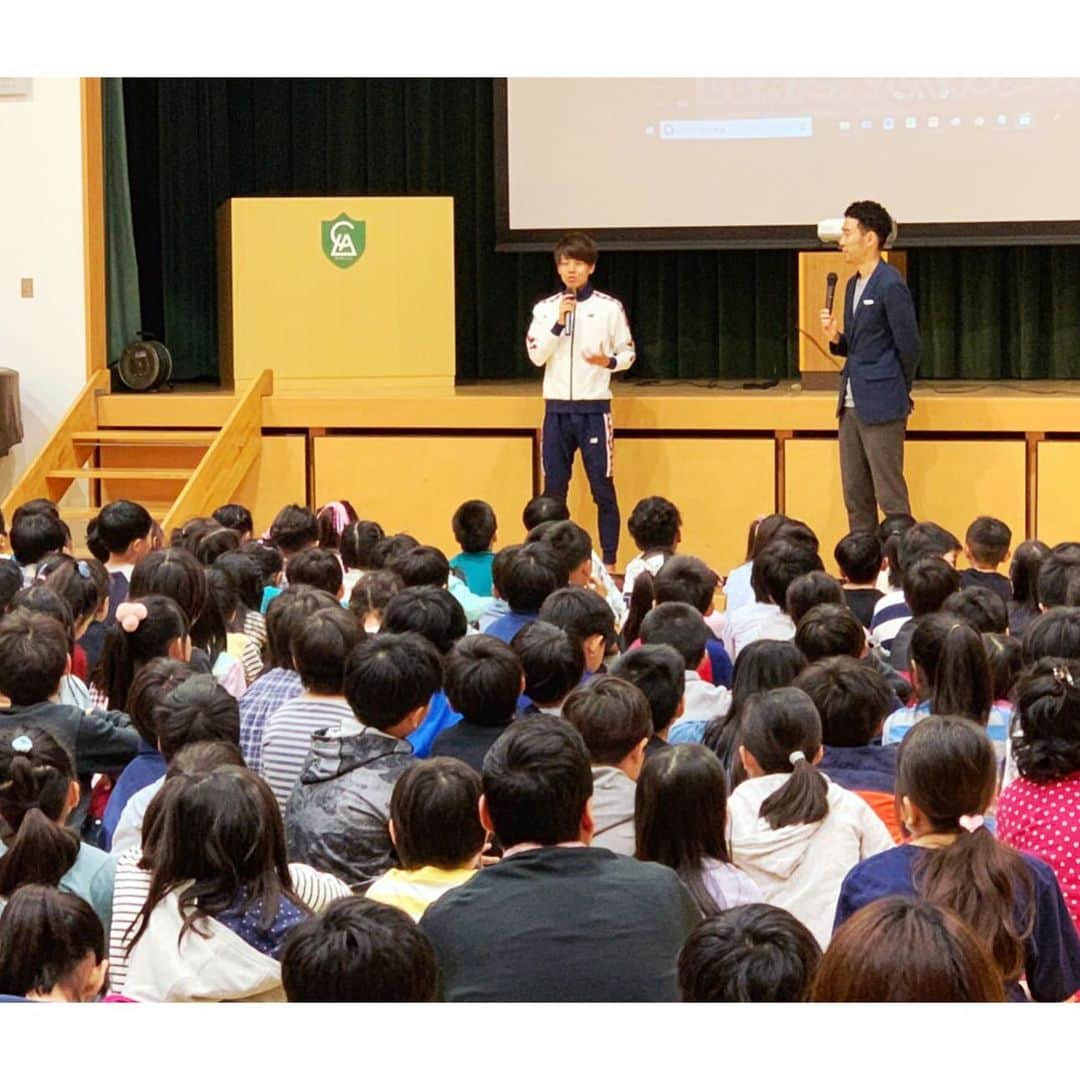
[71,429,216,446]
[60,504,174,520]
[47,468,193,481]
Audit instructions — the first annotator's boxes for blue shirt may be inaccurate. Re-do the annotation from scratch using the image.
[101,739,166,851]
[238,667,304,773]
[881,700,1011,762]
[484,610,539,645]
[407,690,462,759]
[450,551,495,597]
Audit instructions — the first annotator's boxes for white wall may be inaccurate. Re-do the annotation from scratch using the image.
[0,78,87,501]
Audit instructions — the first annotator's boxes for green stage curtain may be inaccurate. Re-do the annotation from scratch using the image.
[111,78,1080,384]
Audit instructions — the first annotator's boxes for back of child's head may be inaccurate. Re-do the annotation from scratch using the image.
[639,601,707,670]
[343,632,443,732]
[389,544,450,589]
[627,496,681,552]
[1037,543,1080,608]
[211,503,254,537]
[340,520,385,571]
[538,587,616,654]
[537,520,592,582]
[562,675,652,766]
[785,570,845,625]
[193,526,241,567]
[739,686,827,829]
[130,547,207,628]
[205,565,241,631]
[35,555,107,629]
[11,584,76,655]
[11,499,60,527]
[941,586,1007,634]
[1023,607,1080,664]
[878,512,916,545]
[269,504,319,556]
[266,585,340,670]
[103,596,189,711]
[490,543,521,599]
[811,896,1004,1003]
[286,546,344,596]
[982,632,1022,702]
[679,903,822,1003]
[86,499,153,559]
[381,585,467,655]
[291,606,364,694]
[168,516,215,555]
[909,613,992,722]
[902,555,960,616]
[347,569,403,632]
[10,511,67,567]
[521,494,570,531]
[371,533,419,570]
[752,541,825,609]
[746,513,791,560]
[154,674,241,762]
[770,518,820,555]
[315,500,358,551]
[443,634,523,727]
[240,540,284,587]
[281,895,437,1002]
[896,715,1033,980]
[0,560,24,613]
[608,644,685,735]
[635,743,731,916]
[897,521,961,577]
[500,541,567,612]
[794,603,866,663]
[1011,658,1080,782]
[965,515,1011,567]
[834,531,883,585]
[452,500,497,554]
[1010,539,1050,610]
[511,621,584,707]
[653,554,718,614]
[389,757,484,870]
[211,552,263,615]
[127,658,196,746]
[0,885,107,1002]
[0,609,69,705]
[0,726,79,899]
[793,656,892,747]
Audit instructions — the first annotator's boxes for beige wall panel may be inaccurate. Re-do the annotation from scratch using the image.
[232,436,308,538]
[1037,442,1080,548]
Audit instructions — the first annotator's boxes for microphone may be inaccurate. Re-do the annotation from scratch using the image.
[825,272,838,315]
[564,288,577,336]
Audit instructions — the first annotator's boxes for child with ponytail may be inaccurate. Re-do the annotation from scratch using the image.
[728,686,893,947]
[835,714,1080,1000]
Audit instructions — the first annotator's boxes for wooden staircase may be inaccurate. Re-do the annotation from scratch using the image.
[1,370,273,552]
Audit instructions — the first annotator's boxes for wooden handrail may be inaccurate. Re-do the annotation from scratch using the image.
[162,371,273,536]
[1,369,110,522]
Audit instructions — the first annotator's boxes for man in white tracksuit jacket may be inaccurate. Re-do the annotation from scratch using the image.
[526,232,635,568]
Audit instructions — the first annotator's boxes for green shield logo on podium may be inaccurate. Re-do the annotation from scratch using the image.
[322,213,366,269]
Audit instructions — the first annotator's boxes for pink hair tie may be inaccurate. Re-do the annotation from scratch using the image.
[116,601,149,633]
[323,501,350,536]
[959,814,984,833]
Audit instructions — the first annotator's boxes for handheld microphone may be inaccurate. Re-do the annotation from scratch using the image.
[564,287,577,335]
[825,272,838,315]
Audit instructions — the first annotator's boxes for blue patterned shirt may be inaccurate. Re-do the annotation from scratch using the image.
[239,668,303,773]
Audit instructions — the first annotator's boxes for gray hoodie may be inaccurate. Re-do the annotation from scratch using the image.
[284,726,415,890]
[590,766,637,857]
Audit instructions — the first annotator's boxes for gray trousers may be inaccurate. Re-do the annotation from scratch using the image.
[838,408,912,534]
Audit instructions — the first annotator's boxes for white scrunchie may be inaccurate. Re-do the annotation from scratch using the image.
[788,750,806,766]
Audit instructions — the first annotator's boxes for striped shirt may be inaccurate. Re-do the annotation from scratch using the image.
[869,589,912,655]
[881,699,1012,762]
[261,697,356,811]
[239,668,304,773]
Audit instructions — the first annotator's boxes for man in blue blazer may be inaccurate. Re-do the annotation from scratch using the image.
[819,201,920,533]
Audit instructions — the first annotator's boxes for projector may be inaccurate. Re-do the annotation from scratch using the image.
[817,217,899,248]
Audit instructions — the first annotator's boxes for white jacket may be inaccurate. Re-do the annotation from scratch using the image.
[727,774,893,948]
[526,287,635,401]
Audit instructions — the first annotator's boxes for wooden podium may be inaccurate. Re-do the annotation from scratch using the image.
[217,197,456,390]
[797,250,907,390]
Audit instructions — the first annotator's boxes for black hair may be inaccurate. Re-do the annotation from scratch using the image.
[194,526,241,567]
[265,585,341,670]
[521,495,569,530]
[653,554,718,614]
[286,546,344,596]
[740,687,828,830]
[154,674,241,762]
[371,533,419,570]
[794,602,866,663]
[639,601,708,669]
[0,886,106,1000]
[292,606,364,694]
[1037,547,1080,609]
[1023,607,1080,665]
[10,513,67,567]
[511,620,584,706]
[11,499,60,526]
[381,585,467,655]
[896,522,962,577]
[481,716,593,848]
[982,632,1023,702]
[168,516,216,555]
[909,614,992,724]
[452,500,498,554]
[390,757,485,870]
[941,586,1008,634]
[35,555,106,627]
[903,556,960,617]
[212,552,263,615]
[538,587,616,650]
[343,631,443,732]
[0,561,24,613]
[785,571,845,625]
[844,199,893,249]
[130,548,217,656]
[678,903,822,1003]
[794,656,893,747]
[101,595,189,711]
[443,634,523,728]
[281,895,437,1002]
[500,541,567,612]
[340,521,385,571]
[126,658,196,745]
[269,504,319,556]
[347,569,403,629]
[965,516,1011,566]
[315,500,358,551]
[1011,658,1080,782]
[627,496,681,552]
[880,514,917,589]
[490,544,521,599]
[212,503,254,535]
[563,675,652,765]
[0,727,79,898]
[86,499,153,558]
[608,644,685,735]
[553,230,599,265]
[1010,539,1050,610]
[12,584,76,655]
[752,541,825,609]
[834,531,883,584]
[205,564,241,632]
[389,545,450,589]
[239,540,284,587]
[0,609,70,705]
[536,520,593,580]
